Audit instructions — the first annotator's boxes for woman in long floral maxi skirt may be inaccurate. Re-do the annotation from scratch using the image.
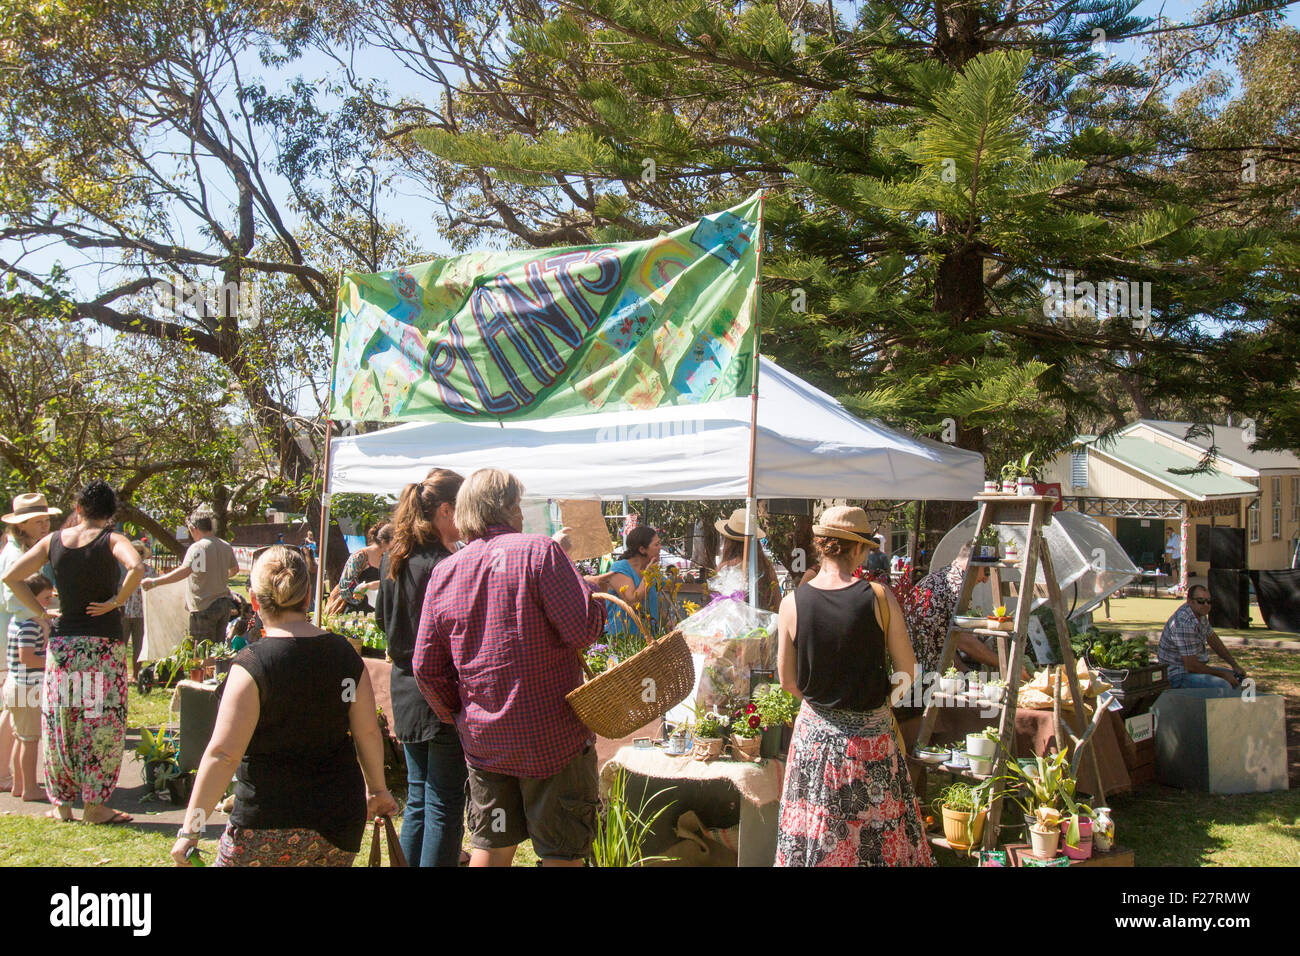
[774,506,933,867]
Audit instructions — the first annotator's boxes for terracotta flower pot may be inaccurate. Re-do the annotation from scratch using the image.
[730,734,762,762]
[187,667,205,683]
[941,807,986,850]
[692,737,724,761]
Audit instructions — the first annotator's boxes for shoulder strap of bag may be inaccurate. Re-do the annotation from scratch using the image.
[870,581,890,635]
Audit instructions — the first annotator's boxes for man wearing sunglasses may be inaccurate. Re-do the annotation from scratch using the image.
[1157,585,1247,691]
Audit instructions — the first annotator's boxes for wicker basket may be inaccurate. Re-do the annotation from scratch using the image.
[565,592,694,739]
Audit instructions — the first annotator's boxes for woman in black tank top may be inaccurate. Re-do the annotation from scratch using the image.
[1,480,145,823]
[773,506,933,867]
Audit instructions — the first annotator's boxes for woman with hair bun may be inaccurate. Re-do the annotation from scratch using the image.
[2,480,145,823]
[171,545,398,866]
[376,469,468,866]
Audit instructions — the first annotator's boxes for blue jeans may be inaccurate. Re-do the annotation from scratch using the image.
[1170,672,1234,691]
[401,724,468,867]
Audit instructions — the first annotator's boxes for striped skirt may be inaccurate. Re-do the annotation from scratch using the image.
[776,702,933,867]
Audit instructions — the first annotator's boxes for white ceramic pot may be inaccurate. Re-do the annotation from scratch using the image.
[983,480,999,494]
[968,754,994,775]
[1029,824,1061,859]
[939,676,962,695]
[984,683,1005,702]
[1017,477,1035,496]
[1001,479,1018,494]
[966,734,998,758]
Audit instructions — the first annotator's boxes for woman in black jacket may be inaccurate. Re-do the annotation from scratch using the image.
[375,469,466,867]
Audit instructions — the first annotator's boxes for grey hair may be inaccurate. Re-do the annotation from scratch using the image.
[454,468,523,541]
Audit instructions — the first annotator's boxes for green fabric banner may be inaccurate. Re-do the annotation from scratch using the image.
[330,192,762,422]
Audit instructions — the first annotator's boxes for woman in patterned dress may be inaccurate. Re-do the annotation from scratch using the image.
[775,506,933,867]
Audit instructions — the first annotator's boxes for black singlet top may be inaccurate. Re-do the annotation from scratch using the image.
[793,580,890,712]
[49,528,123,640]
[228,634,367,852]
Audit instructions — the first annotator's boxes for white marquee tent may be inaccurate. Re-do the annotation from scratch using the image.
[328,358,985,500]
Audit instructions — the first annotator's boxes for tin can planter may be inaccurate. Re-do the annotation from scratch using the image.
[1017,477,1035,496]
[666,733,690,756]
[1001,479,1018,494]
[983,480,999,494]
[692,737,723,761]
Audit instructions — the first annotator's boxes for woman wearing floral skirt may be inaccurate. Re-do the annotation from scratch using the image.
[2,481,145,823]
[775,506,932,867]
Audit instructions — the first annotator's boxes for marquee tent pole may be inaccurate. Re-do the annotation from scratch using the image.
[743,191,767,609]
[315,270,344,626]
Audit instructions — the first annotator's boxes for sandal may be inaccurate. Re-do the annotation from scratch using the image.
[45,809,74,822]
[83,809,134,825]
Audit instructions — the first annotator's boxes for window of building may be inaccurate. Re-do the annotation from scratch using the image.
[1249,498,1260,543]
[1292,476,1299,522]
[1070,450,1088,489]
[1273,477,1282,538]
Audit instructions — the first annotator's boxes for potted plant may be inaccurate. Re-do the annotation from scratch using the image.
[932,780,995,851]
[1029,806,1063,859]
[754,684,798,758]
[966,726,1000,760]
[666,719,691,755]
[692,710,727,761]
[1003,537,1020,562]
[966,671,984,697]
[939,666,963,695]
[984,677,1007,702]
[583,643,614,676]
[729,703,763,761]
[972,527,1000,562]
[916,743,948,764]
[983,477,999,495]
[985,604,1014,632]
[1000,460,1020,494]
[135,727,180,797]
[1017,452,1042,496]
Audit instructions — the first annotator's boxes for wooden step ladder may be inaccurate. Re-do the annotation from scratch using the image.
[914,494,1106,852]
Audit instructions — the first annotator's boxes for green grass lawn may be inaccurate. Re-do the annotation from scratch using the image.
[7,643,1299,867]
[1100,594,1298,642]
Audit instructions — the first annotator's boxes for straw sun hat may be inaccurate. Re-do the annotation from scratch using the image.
[2,493,63,525]
[715,507,766,542]
[812,506,879,549]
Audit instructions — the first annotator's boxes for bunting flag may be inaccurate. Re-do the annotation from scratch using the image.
[329,191,762,422]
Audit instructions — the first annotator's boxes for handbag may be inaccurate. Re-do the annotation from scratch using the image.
[366,815,407,867]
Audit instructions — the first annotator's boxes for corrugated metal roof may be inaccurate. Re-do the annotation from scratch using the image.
[1087,435,1261,500]
[1136,420,1300,471]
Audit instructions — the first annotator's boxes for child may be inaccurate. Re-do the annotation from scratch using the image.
[3,573,52,801]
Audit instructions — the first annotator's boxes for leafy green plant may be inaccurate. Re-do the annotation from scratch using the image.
[1087,631,1150,669]
[695,711,727,739]
[135,727,180,796]
[591,768,675,868]
[996,748,1093,846]
[974,526,1000,547]
[753,684,798,729]
[943,666,961,679]
[932,779,997,816]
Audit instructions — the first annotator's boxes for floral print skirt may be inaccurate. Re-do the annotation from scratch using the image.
[214,825,357,867]
[776,702,933,867]
[42,636,128,807]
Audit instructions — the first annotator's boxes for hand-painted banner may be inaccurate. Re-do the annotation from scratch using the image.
[330,191,761,422]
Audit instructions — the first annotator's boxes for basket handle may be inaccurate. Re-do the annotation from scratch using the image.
[579,591,682,680]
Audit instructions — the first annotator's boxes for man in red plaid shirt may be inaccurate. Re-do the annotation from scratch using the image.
[413,468,606,866]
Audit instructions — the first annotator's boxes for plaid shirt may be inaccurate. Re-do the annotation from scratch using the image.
[413,525,606,778]
[1158,602,1212,682]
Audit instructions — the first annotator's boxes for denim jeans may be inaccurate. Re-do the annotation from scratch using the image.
[401,723,468,867]
[1170,672,1234,692]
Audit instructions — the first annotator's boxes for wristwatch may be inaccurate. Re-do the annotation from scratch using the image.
[176,826,204,841]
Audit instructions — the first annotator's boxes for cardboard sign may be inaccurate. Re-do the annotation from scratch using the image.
[559,499,615,561]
